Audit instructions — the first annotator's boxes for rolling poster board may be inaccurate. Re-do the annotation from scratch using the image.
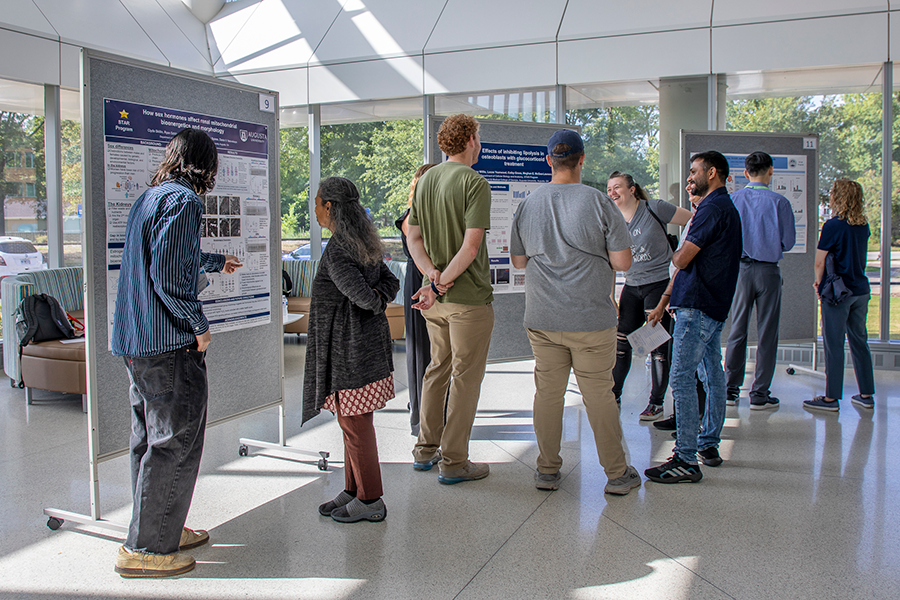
[427,118,577,361]
[681,131,819,344]
[83,52,282,459]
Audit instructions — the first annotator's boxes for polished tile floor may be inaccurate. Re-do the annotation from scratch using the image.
[0,338,897,599]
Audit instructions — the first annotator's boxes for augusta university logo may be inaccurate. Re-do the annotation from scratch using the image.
[240,129,249,142]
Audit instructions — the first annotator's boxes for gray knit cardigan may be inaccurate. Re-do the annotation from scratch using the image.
[302,236,400,424]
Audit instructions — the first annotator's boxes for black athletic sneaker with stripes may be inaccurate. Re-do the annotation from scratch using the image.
[644,456,703,484]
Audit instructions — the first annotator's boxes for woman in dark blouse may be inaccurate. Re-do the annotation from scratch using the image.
[806,179,875,412]
[395,163,438,435]
[303,177,399,522]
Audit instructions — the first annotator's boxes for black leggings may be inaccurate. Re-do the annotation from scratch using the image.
[612,279,672,405]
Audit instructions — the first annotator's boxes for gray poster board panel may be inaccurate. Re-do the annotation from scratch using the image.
[681,131,818,344]
[428,118,578,361]
[83,52,283,458]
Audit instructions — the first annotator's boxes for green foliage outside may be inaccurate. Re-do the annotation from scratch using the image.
[568,106,660,197]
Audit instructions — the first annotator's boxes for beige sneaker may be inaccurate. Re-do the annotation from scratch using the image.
[438,461,490,485]
[179,527,209,550]
[114,546,196,578]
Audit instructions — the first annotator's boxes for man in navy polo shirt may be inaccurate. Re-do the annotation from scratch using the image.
[645,151,742,483]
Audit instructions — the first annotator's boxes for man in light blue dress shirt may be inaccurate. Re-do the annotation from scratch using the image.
[724,151,796,410]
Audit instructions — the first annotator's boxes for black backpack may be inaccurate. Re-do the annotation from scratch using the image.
[13,294,77,385]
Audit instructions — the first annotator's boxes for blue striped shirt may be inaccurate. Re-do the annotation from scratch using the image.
[111,178,225,357]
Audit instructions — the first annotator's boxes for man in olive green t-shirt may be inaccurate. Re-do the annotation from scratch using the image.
[407,114,495,484]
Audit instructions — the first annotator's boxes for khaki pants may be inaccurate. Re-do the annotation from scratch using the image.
[527,327,626,478]
[413,302,494,470]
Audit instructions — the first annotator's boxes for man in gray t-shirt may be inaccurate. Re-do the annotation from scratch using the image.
[510,129,641,496]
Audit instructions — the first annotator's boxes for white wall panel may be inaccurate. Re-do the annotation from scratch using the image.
[212,0,341,74]
[309,56,425,104]
[0,0,58,39]
[120,0,211,73]
[713,0,885,27]
[312,0,444,65]
[60,43,81,89]
[891,11,900,60]
[33,0,167,65]
[0,28,60,86]
[231,67,308,107]
[712,14,888,74]
[559,29,709,86]
[423,44,556,95]
[426,0,567,54]
[559,0,711,41]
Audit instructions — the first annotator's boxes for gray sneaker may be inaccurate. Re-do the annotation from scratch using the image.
[413,449,442,471]
[330,497,386,523]
[438,461,490,485]
[851,394,874,409]
[604,465,641,495]
[534,469,561,490]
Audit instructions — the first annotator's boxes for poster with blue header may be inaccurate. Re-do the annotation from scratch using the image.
[713,152,808,254]
[472,142,552,293]
[104,99,272,345]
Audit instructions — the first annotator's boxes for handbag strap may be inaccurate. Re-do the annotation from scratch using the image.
[645,200,672,241]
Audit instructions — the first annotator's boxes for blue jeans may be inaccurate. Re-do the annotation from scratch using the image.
[123,345,208,554]
[670,309,727,464]
[821,294,875,400]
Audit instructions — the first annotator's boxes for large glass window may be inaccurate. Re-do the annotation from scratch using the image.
[566,80,660,197]
[726,65,884,339]
[61,88,82,267]
[435,87,557,123]
[1,79,47,261]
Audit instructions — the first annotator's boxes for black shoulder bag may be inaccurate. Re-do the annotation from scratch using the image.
[645,201,679,252]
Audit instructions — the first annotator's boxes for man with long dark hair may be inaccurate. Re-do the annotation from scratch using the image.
[111,128,241,577]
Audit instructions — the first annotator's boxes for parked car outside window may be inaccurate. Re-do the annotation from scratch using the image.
[0,236,48,280]
[282,240,329,261]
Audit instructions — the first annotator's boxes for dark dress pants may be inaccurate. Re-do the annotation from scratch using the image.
[821,293,875,400]
[403,257,430,436]
[124,345,208,555]
[725,260,782,400]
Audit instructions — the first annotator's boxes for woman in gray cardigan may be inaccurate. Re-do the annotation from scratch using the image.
[303,177,399,523]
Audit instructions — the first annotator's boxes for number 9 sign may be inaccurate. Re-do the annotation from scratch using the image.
[259,93,275,113]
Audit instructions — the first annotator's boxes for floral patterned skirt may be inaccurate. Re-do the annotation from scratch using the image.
[323,375,395,417]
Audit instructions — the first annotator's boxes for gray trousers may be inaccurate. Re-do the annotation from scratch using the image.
[821,293,875,400]
[725,260,782,400]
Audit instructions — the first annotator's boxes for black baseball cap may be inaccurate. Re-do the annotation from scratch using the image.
[547,129,584,157]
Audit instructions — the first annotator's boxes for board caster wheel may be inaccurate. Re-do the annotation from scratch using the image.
[47,517,63,530]
[238,444,249,456]
[786,367,795,375]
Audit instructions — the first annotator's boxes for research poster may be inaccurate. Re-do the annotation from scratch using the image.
[473,142,552,294]
[103,99,271,346]
[720,153,809,253]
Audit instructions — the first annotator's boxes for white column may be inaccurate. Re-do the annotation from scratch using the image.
[308,104,322,258]
[880,62,892,341]
[658,76,710,207]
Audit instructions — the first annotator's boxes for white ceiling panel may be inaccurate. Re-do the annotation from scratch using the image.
[559,29,709,86]
[713,14,888,73]
[32,0,167,64]
[0,28,60,86]
[119,0,211,73]
[423,44,556,95]
[312,0,445,65]
[156,0,213,66]
[559,0,711,41]
[212,0,341,74]
[309,56,425,104]
[713,0,886,27]
[0,0,58,39]
[231,67,308,107]
[426,0,567,54]
[207,0,264,70]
